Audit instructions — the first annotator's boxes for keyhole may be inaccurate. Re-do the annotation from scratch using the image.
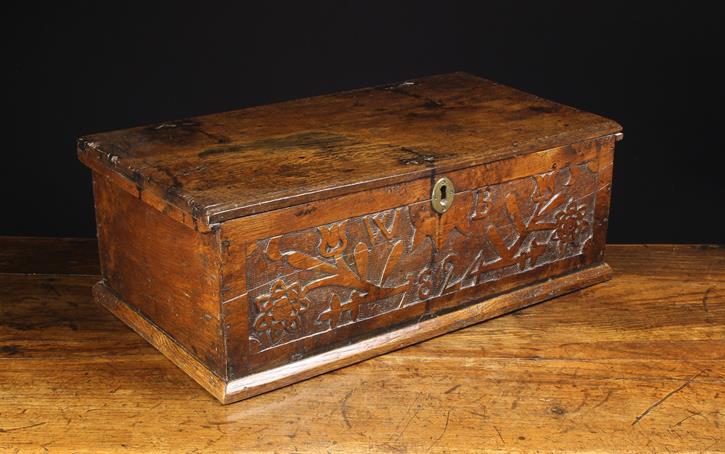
[431,177,454,214]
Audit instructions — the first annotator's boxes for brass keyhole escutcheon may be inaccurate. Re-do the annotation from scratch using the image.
[431,177,455,214]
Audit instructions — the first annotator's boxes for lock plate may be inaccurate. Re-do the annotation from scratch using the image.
[431,177,455,214]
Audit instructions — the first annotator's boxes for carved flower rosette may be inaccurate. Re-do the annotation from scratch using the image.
[246,163,597,352]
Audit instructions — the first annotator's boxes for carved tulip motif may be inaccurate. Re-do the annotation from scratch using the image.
[252,214,412,347]
[248,163,597,351]
[318,221,348,257]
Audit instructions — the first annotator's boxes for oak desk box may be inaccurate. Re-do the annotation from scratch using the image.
[78,73,622,404]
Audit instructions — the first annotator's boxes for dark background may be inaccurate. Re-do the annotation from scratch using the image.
[10,2,724,243]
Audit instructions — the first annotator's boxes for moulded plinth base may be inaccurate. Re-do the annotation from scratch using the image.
[94,262,612,404]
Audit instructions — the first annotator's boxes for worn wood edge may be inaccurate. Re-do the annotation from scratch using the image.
[222,263,613,404]
[211,132,624,230]
[93,282,226,402]
[205,131,621,224]
[78,129,621,230]
[78,151,211,232]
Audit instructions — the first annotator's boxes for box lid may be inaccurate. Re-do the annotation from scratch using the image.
[78,72,621,230]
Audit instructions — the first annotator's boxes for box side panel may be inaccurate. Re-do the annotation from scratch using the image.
[590,137,615,257]
[221,136,615,379]
[93,172,225,377]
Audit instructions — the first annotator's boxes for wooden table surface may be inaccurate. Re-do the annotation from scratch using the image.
[1,238,723,453]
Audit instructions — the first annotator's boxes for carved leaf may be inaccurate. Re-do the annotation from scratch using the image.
[438,191,473,249]
[410,207,436,251]
[286,251,337,274]
[505,193,527,235]
[248,161,599,350]
[381,240,404,284]
[353,242,369,279]
[265,236,283,261]
[538,192,565,217]
[486,224,511,261]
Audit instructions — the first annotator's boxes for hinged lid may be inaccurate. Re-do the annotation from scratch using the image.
[78,72,621,230]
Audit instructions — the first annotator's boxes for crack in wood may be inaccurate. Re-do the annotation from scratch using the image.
[631,370,705,425]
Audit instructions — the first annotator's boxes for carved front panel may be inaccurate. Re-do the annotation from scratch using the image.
[246,162,598,353]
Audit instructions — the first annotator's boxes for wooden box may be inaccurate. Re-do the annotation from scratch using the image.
[78,73,622,404]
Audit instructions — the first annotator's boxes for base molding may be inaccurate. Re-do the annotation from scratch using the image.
[94,283,227,401]
[95,263,612,404]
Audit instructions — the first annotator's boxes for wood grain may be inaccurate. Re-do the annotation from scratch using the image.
[0,236,99,275]
[217,136,614,381]
[77,73,620,400]
[77,72,621,228]
[93,282,227,402]
[92,173,225,376]
[223,263,612,403]
[1,241,722,452]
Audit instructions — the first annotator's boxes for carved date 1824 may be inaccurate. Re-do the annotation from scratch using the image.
[246,162,598,352]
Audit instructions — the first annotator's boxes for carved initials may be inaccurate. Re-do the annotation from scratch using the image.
[247,163,597,351]
[364,209,399,241]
